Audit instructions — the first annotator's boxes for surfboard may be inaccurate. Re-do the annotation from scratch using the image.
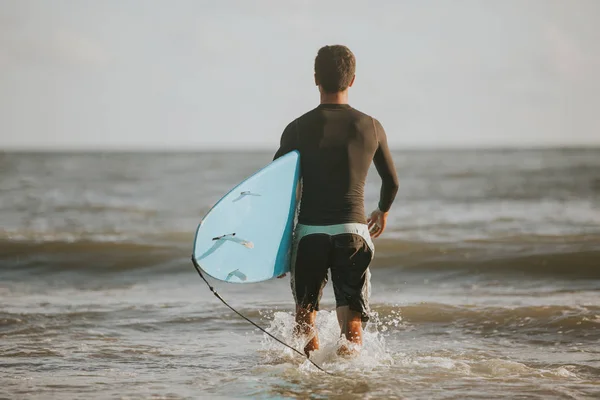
[192,151,300,283]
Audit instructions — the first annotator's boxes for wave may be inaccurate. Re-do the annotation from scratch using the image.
[373,236,600,278]
[252,304,600,338]
[1,232,599,277]
[379,250,600,278]
[2,303,598,341]
[0,229,193,244]
[373,303,600,336]
[51,204,158,215]
[0,239,187,274]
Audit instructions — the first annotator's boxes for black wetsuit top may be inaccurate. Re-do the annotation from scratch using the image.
[274,104,399,225]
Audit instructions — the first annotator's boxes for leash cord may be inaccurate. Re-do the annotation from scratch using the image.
[191,256,334,376]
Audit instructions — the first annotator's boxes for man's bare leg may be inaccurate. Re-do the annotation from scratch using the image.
[336,305,363,355]
[294,305,318,357]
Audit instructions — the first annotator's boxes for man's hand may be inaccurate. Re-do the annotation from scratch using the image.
[367,208,389,239]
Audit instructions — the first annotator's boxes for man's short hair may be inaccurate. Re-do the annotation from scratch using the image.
[314,45,356,93]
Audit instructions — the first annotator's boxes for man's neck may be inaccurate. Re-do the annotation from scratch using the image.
[320,90,349,105]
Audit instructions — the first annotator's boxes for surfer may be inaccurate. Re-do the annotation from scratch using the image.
[274,45,399,357]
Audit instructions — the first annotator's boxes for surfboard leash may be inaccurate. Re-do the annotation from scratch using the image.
[191,256,334,376]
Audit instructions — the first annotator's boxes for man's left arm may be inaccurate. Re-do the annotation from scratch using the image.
[273,120,298,160]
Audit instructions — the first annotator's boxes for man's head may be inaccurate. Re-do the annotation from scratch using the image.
[314,45,356,94]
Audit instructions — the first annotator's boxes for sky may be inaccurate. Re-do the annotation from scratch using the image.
[1,0,599,150]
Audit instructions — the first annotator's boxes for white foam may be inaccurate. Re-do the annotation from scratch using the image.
[259,310,394,374]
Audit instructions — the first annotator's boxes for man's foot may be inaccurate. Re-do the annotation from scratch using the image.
[336,306,364,343]
[304,344,313,358]
[336,343,360,358]
[295,306,319,357]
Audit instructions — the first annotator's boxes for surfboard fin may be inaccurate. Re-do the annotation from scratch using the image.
[212,233,254,249]
[232,191,261,202]
[225,269,247,282]
[212,233,236,241]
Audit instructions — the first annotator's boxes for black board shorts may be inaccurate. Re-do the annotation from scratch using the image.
[291,224,374,322]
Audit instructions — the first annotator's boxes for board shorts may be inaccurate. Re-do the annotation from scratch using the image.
[290,223,375,322]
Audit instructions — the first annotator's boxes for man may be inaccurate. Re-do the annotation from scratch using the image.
[274,45,399,357]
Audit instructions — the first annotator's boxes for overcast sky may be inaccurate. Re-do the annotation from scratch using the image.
[1,0,599,150]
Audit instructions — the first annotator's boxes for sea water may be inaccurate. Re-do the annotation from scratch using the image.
[1,149,599,399]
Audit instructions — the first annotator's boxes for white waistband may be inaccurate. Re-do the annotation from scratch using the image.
[294,223,375,254]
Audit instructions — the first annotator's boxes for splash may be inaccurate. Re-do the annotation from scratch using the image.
[258,309,396,374]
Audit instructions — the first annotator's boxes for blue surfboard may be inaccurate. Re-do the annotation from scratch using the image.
[192,151,300,283]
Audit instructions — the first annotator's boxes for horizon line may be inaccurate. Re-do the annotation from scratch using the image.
[2,144,599,154]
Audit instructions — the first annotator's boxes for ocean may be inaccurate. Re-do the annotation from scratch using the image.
[1,149,599,399]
